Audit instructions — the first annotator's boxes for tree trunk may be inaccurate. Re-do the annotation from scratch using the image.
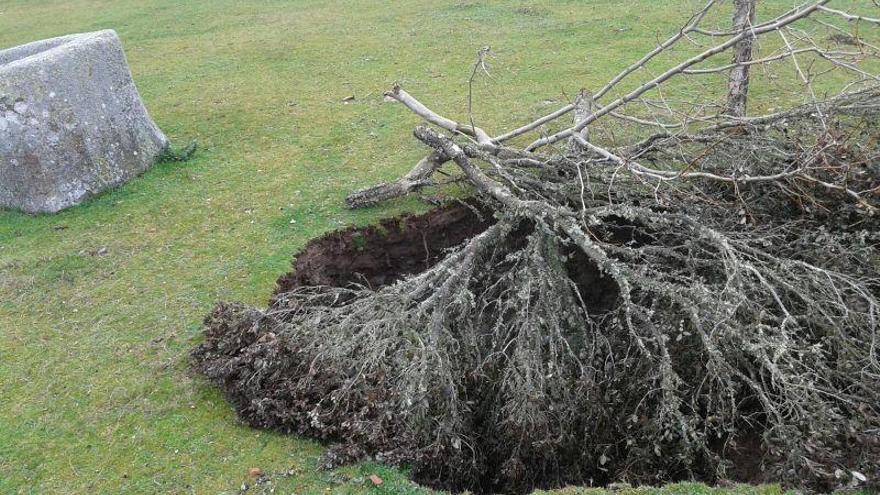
[724,0,757,117]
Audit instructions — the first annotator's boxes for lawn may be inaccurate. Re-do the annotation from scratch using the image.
[0,1,865,494]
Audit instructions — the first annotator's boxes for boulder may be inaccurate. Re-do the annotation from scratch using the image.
[0,30,168,213]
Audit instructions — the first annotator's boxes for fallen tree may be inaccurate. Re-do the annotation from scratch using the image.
[193,2,880,493]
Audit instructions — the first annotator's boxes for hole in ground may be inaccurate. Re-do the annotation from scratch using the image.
[274,200,494,296]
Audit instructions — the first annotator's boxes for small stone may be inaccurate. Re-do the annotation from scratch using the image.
[368,474,383,486]
[248,467,262,478]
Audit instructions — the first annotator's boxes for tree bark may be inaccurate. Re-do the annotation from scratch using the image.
[345,151,446,208]
[725,0,757,117]
[568,89,594,154]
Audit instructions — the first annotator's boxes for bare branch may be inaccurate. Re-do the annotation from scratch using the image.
[385,85,493,145]
[525,0,832,151]
[818,5,880,24]
[345,151,447,208]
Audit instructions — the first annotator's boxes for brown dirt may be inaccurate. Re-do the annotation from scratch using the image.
[274,201,493,294]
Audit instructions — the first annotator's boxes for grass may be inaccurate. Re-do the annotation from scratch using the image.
[0,1,870,494]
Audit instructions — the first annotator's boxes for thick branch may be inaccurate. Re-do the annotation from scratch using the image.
[347,86,497,208]
[724,0,757,117]
[386,85,493,145]
[345,151,447,208]
[569,89,594,153]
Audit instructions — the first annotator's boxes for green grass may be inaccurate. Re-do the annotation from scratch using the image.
[0,1,871,494]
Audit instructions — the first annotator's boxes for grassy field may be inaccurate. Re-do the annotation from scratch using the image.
[0,1,866,494]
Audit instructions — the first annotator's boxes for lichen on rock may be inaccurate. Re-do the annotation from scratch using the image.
[0,30,168,213]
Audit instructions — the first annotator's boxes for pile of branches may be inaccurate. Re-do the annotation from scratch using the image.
[193,2,880,493]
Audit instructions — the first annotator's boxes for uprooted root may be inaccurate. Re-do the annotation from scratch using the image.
[193,203,878,493]
[193,54,880,493]
[193,103,879,494]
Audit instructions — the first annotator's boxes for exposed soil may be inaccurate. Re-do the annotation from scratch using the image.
[274,201,493,295]
[273,201,631,318]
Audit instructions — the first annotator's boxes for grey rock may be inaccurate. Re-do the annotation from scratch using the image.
[0,30,168,213]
